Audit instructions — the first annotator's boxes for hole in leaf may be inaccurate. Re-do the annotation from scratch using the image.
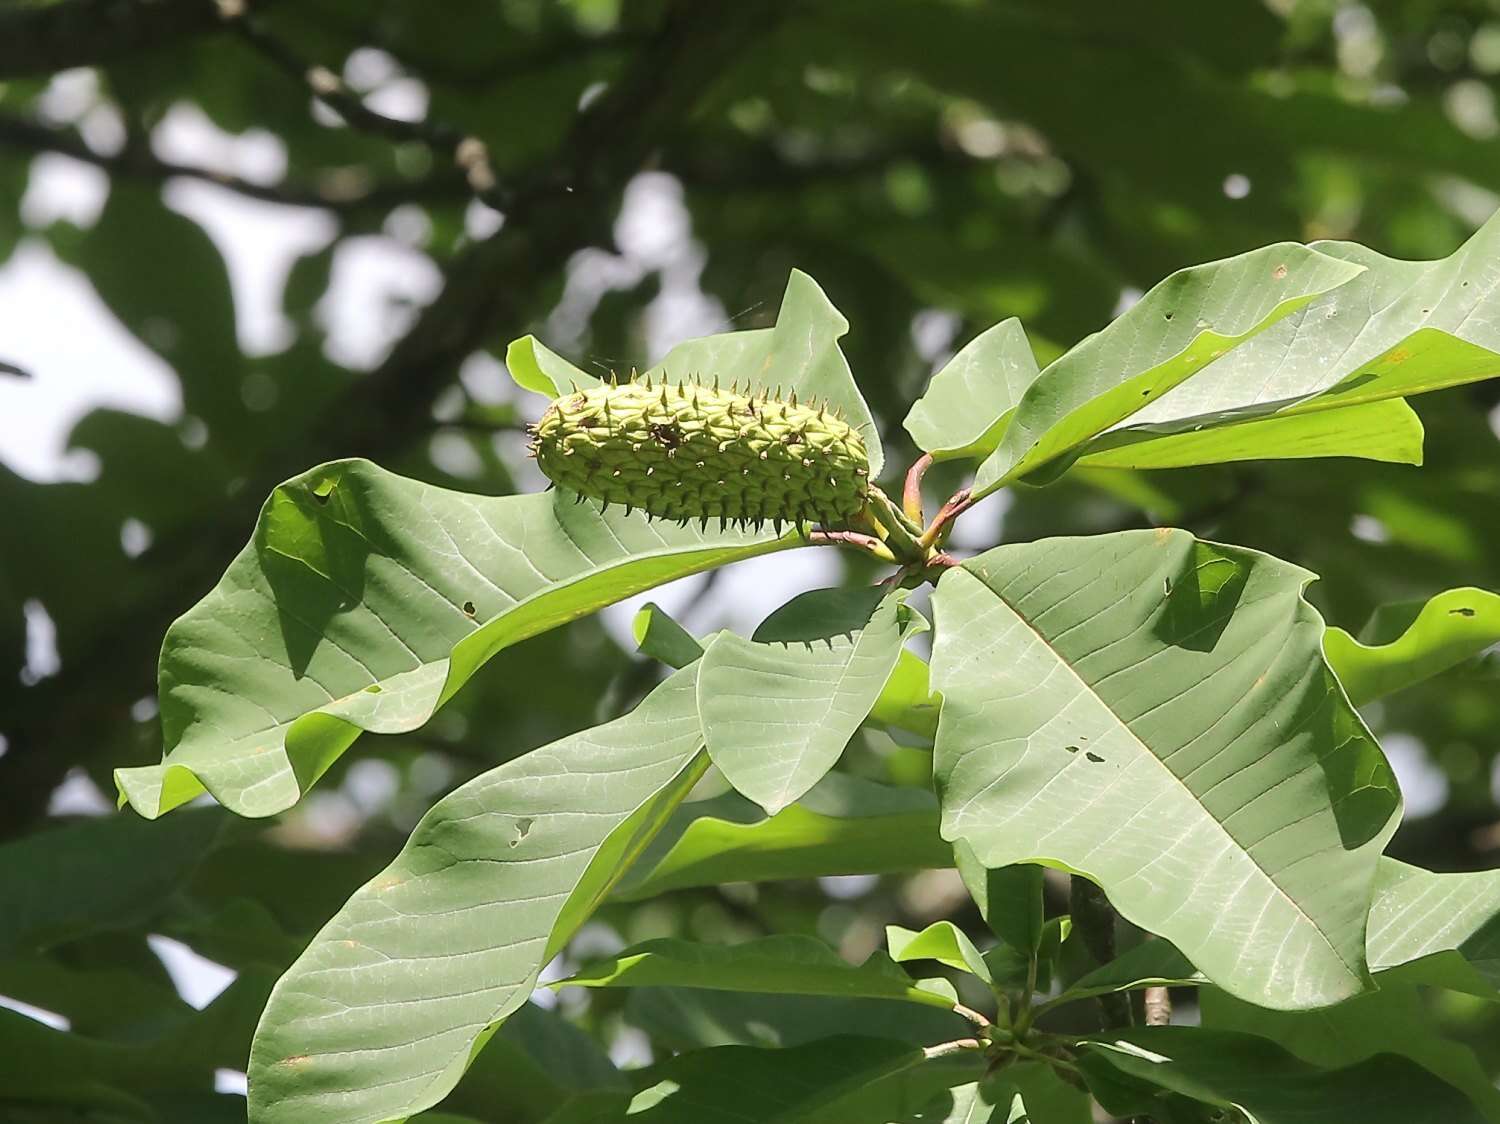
[510,817,535,847]
[1065,745,1080,754]
[364,684,382,693]
[1450,606,1476,617]
[463,601,477,616]
[1085,751,1105,763]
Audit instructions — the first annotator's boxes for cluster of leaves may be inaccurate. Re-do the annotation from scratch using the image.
[105,230,1500,1123]
[6,2,1500,1123]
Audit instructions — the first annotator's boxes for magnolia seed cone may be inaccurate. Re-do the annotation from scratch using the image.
[529,378,871,530]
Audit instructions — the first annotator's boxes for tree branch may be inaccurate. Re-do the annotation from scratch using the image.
[0,0,789,838]
[0,0,233,79]
[0,112,437,212]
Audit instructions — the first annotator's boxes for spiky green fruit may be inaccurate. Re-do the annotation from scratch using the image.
[529,378,871,529]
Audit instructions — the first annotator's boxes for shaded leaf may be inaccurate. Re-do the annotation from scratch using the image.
[1325,587,1500,706]
[1068,940,1206,1000]
[115,460,784,819]
[700,587,926,813]
[557,934,956,1009]
[930,529,1400,1008]
[0,807,224,956]
[431,1002,628,1124]
[1201,982,1500,1119]
[1079,1027,1486,1124]
[246,667,709,1124]
[615,771,949,899]
[632,601,706,670]
[906,1064,1093,1124]
[625,987,970,1052]
[626,1036,979,1123]
[870,649,941,740]
[954,845,1044,957]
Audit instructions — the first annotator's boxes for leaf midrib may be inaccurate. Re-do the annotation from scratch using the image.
[952,564,1361,983]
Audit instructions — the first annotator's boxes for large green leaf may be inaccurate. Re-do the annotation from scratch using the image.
[1201,983,1500,1120]
[556,934,957,1009]
[626,1036,980,1123]
[429,1002,628,1124]
[930,529,1401,1008]
[903,319,1042,461]
[970,244,1365,495]
[1325,587,1500,706]
[699,587,926,813]
[114,460,786,819]
[1078,1027,1487,1124]
[886,922,992,984]
[1075,396,1424,471]
[246,666,709,1124]
[0,807,224,955]
[1093,214,1500,460]
[1366,859,1500,997]
[1066,940,1205,1001]
[614,770,949,899]
[0,970,272,1114]
[907,1065,1093,1124]
[507,269,884,476]
[624,987,971,1052]
[954,846,1044,958]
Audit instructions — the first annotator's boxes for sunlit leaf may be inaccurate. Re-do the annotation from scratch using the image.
[1075,397,1424,470]
[930,529,1400,1008]
[971,245,1365,496]
[1325,587,1500,705]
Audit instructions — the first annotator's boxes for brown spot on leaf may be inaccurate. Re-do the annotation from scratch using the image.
[1273,264,1288,280]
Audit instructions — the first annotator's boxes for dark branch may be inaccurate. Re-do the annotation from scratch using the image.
[0,112,445,212]
[225,10,511,209]
[0,0,231,79]
[0,0,789,838]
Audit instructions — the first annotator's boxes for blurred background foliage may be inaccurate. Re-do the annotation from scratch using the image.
[2,0,1500,1118]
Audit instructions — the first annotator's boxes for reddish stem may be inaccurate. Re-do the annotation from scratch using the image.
[919,487,973,549]
[903,453,934,525]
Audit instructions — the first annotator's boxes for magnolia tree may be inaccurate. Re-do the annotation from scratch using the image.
[116,214,1500,1123]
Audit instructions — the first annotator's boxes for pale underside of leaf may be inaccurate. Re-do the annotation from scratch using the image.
[903,318,1042,461]
[972,243,1367,495]
[699,588,922,813]
[246,666,708,1124]
[930,530,1400,1008]
[115,459,783,820]
[1110,214,1500,442]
